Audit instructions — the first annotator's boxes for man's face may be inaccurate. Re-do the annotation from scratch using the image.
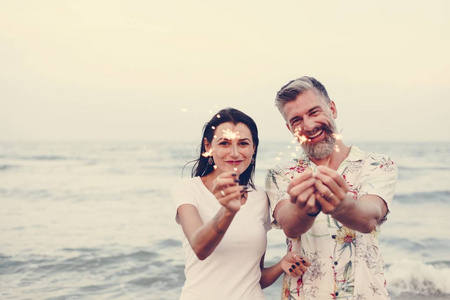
[282,90,338,160]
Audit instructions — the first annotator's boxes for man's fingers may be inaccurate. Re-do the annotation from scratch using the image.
[290,186,315,204]
[317,166,349,191]
[288,177,316,203]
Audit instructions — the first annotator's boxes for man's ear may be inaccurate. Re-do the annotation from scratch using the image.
[329,100,337,119]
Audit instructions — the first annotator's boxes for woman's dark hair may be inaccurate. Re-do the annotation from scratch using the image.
[191,107,259,189]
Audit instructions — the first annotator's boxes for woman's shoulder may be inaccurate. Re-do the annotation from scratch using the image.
[172,177,203,192]
[249,185,268,198]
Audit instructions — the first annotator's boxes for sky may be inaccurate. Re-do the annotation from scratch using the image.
[1,0,449,143]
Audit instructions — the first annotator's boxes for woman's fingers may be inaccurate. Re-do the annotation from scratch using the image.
[285,252,311,277]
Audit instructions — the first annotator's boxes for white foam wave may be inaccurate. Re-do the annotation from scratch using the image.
[386,259,450,296]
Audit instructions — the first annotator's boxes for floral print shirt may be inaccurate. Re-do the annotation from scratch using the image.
[266,146,398,300]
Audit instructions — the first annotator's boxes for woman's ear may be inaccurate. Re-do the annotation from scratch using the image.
[204,137,211,151]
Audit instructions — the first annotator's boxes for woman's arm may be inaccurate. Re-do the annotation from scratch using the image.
[259,252,310,289]
[177,172,245,260]
[177,204,237,260]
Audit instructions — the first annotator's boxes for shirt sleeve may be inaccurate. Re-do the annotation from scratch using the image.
[359,155,398,222]
[265,166,291,228]
[171,179,198,224]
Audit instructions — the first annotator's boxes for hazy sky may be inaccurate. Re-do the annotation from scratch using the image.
[1,0,449,143]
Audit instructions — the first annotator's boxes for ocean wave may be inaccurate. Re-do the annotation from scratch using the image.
[387,259,450,297]
[393,191,450,204]
[0,164,19,171]
[20,155,77,161]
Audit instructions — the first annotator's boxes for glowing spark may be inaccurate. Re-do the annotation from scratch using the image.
[293,127,310,145]
[209,110,213,114]
[213,135,217,139]
[216,114,221,118]
[333,133,343,140]
[222,129,240,140]
[291,152,297,157]
[334,145,340,153]
[233,167,237,172]
[202,149,213,157]
[278,152,283,155]
[275,157,281,161]
[180,108,188,113]
[211,126,216,130]
[213,165,218,169]
[287,145,291,149]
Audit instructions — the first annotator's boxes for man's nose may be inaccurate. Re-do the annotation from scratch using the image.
[303,116,316,132]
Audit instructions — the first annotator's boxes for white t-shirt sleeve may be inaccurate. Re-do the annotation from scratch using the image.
[171,179,198,224]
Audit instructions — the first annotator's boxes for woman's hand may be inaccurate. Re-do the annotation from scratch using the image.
[281,252,311,277]
[212,172,246,213]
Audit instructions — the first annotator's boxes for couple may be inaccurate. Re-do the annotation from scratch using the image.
[172,76,398,300]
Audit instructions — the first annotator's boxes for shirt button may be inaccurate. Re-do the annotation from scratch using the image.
[332,235,336,239]
[334,261,338,265]
[335,292,339,296]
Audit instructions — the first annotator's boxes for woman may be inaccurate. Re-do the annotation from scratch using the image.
[172,108,310,299]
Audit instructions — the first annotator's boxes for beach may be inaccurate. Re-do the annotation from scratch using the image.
[1,140,449,299]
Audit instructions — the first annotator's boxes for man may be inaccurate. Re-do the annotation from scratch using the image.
[266,76,398,299]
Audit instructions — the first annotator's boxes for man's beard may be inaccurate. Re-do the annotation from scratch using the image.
[302,122,337,160]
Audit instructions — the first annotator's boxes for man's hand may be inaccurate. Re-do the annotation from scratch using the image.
[286,170,321,215]
[314,166,350,214]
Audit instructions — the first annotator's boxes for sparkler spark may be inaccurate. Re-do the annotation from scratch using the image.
[333,133,343,140]
[222,129,240,140]
[202,149,213,157]
[293,127,310,145]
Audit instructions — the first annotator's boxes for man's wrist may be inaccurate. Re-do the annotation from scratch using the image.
[306,209,321,217]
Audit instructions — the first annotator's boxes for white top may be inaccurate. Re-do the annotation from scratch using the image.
[172,177,271,300]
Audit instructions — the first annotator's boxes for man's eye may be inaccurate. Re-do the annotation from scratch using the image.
[291,119,301,125]
[311,110,319,116]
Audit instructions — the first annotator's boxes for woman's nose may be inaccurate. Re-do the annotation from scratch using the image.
[230,143,239,157]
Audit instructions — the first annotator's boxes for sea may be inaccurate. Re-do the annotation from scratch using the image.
[1,140,449,300]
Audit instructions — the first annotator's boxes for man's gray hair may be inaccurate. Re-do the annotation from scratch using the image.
[275,76,331,113]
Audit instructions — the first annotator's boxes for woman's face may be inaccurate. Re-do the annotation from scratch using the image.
[204,122,255,176]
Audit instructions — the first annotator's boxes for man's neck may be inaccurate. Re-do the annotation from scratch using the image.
[309,140,350,170]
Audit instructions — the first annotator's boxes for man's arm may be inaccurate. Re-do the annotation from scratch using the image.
[314,165,391,233]
[273,170,322,238]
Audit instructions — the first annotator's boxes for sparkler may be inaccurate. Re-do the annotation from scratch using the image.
[293,127,310,145]
[221,128,240,173]
[332,131,343,153]
[222,128,240,140]
[202,149,213,157]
